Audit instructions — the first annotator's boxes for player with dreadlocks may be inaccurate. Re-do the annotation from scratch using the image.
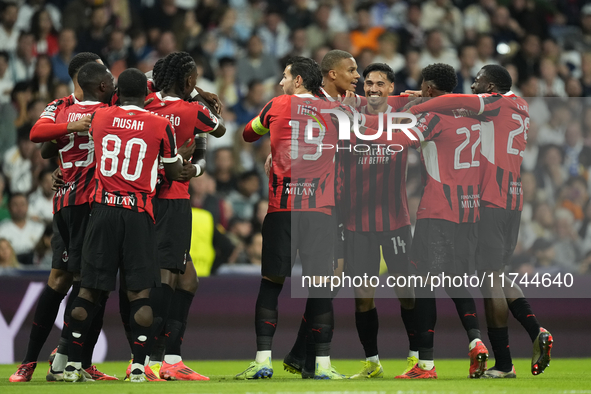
[120,51,226,381]
[406,64,553,378]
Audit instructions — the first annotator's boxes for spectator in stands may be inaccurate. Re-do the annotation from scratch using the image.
[141,0,185,40]
[126,29,151,69]
[473,33,498,75]
[30,54,55,103]
[397,2,424,53]
[31,8,58,56]
[256,7,291,58]
[51,28,76,84]
[281,28,311,67]
[227,170,261,221]
[463,0,495,41]
[32,224,52,268]
[490,5,523,47]
[190,172,231,229]
[504,63,522,95]
[509,0,548,40]
[0,50,13,103]
[236,35,280,87]
[522,118,541,172]
[235,232,263,266]
[420,0,463,47]
[538,58,567,97]
[394,49,421,94]
[512,34,541,84]
[0,2,19,53]
[103,29,128,76]
[538,103,571,145]
[306,4,334,51]
[535,145,566,206]
[213,7,246,60]
[76,6,109,55]
[328,0,357,34]
[28,169,54,224]
[0,193,44,265]
[521,171,540,224]
[3,125,36,194]
[285,0,313,30]
[10,32,36,83]
[372,32,405,74]
[419,29,459,70]
[566,78,583,98]
[370,0,407,30]
[15,0,61,32]
[143,30,177,70]
[232,80,266,125]
[349,2,384,57]
[563,124,589,178]
[579,200,591,255]
[0,237,19,273]
[213,147,238,197]
[216,57,241,108]
[553,207,582,272]
[454,44,477,93]
[10,81,32,129]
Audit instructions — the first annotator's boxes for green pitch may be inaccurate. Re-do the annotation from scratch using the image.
[2,358,590,393]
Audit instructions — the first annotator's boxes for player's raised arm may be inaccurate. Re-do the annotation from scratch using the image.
[407,93,488,116]
[161,120,183,181]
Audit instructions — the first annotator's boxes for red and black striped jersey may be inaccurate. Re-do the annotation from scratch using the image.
[244,94,339,214]
[89,105,178,221]
[145,92,219,200]
[52,101,108,213]
[40,94,77,122]
[408,92,528,211]
[337,104,410,232]
[369,111,482,223]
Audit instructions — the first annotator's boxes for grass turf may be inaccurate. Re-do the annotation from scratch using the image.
[2,358,590,393]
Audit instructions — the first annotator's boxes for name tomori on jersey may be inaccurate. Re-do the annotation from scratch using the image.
[112,117,145,130]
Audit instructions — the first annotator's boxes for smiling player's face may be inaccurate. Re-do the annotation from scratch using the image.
[364,71,393,106]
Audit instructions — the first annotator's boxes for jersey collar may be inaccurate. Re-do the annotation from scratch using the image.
[119,105,147,112]
[77,100,101,106]
[156,92,182,101]
[72,93,80,104]
[294,93,315,98]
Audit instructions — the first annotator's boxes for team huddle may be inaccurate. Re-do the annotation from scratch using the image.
[9,47,552,383]
[237,51,553,380]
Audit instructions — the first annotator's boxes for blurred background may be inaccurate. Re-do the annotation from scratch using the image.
[1,0,591,279]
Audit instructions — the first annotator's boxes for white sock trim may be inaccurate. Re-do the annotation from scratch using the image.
[255,350,271,364]
[164,355,182,365]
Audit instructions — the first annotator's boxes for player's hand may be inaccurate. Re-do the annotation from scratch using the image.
[402,96,425,111]
[144,96,154,106]
[176,160,198,181]
[198,89,223,115]
[178,138,196,160]
[51,167,64,190]
[342,90,356,107]
[67,115,92,133]
[400,90,422,98]
[264,153,272,177]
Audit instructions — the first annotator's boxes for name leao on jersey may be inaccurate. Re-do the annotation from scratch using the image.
[112,117,144,131]
[149,111,181,127]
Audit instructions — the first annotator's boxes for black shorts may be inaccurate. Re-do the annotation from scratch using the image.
[344,226,412,277]
[410,218,477,275]
[51,204,91,273]
[476,207,521,271]
[262,211,334,278]
[51,217,68,270]
[81,204,160,292]
[155,198,192,274]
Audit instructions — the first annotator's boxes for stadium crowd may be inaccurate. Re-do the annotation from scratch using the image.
[0,0,590,276]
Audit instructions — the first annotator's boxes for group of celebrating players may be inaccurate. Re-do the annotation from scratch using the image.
[237,51,553,380]
[8,46,553,383]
